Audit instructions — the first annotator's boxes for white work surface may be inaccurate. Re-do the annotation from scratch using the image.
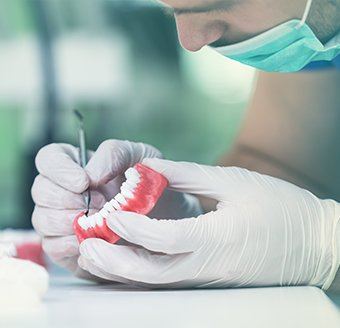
[3,274,340,328]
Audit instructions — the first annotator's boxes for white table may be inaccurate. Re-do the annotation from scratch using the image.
[3,275,340,328]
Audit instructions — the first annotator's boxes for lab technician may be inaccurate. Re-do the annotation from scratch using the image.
[32,0,340,290]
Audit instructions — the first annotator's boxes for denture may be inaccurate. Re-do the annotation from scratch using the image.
[73,163,168,244]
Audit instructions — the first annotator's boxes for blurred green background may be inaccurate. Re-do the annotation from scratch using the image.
[0,0,255,228]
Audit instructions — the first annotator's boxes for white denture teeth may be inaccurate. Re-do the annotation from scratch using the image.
[100,208,110,218]
[124,168,140,183]
[95,213,104,226]
[123,180,137,189]
[103,202,115,213]
[120,183,134,199]
[89,215,96,228]
[78,167,141,231]
[84,217,92,230]
[109,198,121,210]
[78,215,89,230]
[115,193,127,205]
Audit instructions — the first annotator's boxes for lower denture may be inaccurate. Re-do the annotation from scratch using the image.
[73,163,168,244]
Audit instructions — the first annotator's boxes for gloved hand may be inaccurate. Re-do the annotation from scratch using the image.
[31,141,201,280]
[78,158,340,289]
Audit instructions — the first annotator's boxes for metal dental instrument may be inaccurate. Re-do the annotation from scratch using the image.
[74,109,91,215]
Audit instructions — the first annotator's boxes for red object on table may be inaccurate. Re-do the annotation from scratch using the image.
[16,242,46,267]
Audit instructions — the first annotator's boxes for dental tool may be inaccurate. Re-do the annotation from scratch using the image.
[74,109,91,215]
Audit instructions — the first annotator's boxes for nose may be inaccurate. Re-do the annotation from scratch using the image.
[174,15,225,52]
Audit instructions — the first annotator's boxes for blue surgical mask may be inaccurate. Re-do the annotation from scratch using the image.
[212,0,340,72]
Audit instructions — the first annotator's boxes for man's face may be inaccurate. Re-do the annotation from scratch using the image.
[159,0,305,51]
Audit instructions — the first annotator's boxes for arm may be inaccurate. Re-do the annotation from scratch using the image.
[217,68,340,291]
[220,69,340,201]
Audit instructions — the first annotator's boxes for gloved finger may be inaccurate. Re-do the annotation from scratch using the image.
[31,175,106,209]
[35,143,91,193]
[105,211,204,254]
[55,255,81,272]
[85,140,161,187]
[72,264,111,283]
[79,239,198,284]
[50,254,111,286]
[73,262,124,284]
[78,254,139,285]
[32,207,77,236]
[79,255,190,289]
[142,158,249,201]
[32,207,100,237]
[42,235,80,262]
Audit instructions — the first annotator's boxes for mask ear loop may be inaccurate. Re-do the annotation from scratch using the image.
[296,0,313,29]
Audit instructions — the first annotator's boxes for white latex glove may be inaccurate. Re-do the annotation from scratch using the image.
[78,158,340,289]
[31,141,201,280]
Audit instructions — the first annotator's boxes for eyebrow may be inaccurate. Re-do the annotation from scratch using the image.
[172,0,237,15]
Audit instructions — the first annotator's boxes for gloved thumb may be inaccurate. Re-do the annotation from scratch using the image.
[104,210,204,254]
[143,158,235,201]
[85,140,161,187]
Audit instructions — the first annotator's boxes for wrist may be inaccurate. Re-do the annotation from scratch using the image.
[321,199,340,290]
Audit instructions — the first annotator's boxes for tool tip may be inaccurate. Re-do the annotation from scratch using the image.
[73,109,84,123]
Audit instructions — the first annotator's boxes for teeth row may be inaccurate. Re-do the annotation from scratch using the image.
[78,167,140,230]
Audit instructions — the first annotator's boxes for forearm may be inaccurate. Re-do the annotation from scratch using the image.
[219,69,340,201]
[217,69,340,288]
[328,221,340,292]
